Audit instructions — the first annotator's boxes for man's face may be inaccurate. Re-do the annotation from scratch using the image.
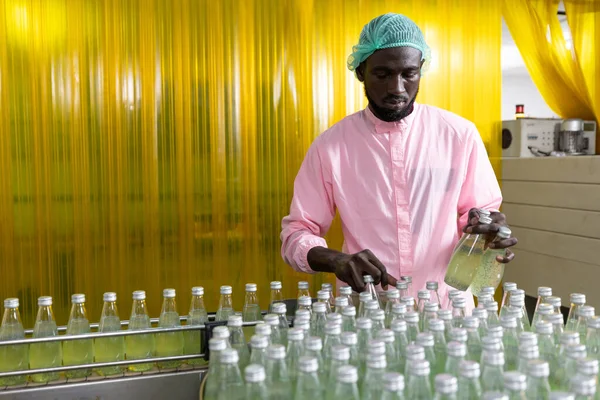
[356,46,424,122]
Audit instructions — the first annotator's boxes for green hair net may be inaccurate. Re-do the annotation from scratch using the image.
[347,13,431,73]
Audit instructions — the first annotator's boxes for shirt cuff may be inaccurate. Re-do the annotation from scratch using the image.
[293,237,328,274]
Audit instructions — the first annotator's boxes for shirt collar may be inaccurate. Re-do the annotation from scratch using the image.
[364,102,419,134]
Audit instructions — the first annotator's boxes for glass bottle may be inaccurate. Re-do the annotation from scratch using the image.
[445,341,467,376]
[405,311,420,343]
[255,322,273,346]
[402,296,417,313]
[417,290,431,329]
[546,313,566,347]
[391,319,410,372]
[264,314,282,345]
[385,289,401,328]
[509,293,531,332]
[390,303,407,326]
[429,319,448,375]
[216,285,235,322]
[203,338,227,399]
[401,276,413,294]
[486,301,501,328]
[468,227,512,297]
[481,351,505,392]
[356,317,373,375]
[482,392,509,400]
[448,290,462,304]
[532,304,555,329]
[341,331,359,367]
[480,336,503,366]
[310,302,328,340]
[249,334,269,367]
[585,316,600,359]
[243,283,262,322]
[318,290,332,314]
[96,292,125,376]
[457,360,482,399]
[381,372,406,400]
[334,296,349,314]
[228,315,250,370]
[500,283,518,311]
[500,316,519,371]
[532,287,553,321]
[452,297,467,329]
[519,331,538,348]
[297,296,313,316]
[341,305,356,332]
[434,373,458,400]
[464,316,482,362]
[63,293,94,378]
[185,286,209,365]
[535,321,558,374]
[371,309,386,334]
[215,348,245,400]
[487,325,505,352]
[473,308,489,338]
[127,290,155,372]
[322,283,335,310]
[156,288,183,369]
[0,298,28,386]
[405,344,426,383]
[549,392,575,400]
[396,280,410,299]
[438,309,454,342]
[517,344,540,375]
[339,286,353,308]
[329,365,360,400]
[365,299,380,320]
[570,374,596,400]
[503,371,527,400]
[323,322,342,361]
[363,275,381,307]
[269,281,284,314]
[245,364,268,400]
[358,292,372,319]
[566,294,587,332]
[360,352,387,399]
[326,344,350,389]
[449,328,468,346]
[525,360,551,399]
[265,344,292,399]
[423,302,440,333]
[379,329,399,371]
[427,281,442,306]
[272,302,289,344]
[297,281,311,303]
[406,359,433,399]
[444,214,492,290]
[546,296,562,315]
[303,336,324,374]
[478,294,494,309]
[214,326,232,348]
[294,356,322,399]
[478,286,496,300]
[576,306,596,345]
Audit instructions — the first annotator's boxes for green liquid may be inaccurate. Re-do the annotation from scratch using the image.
[127,315,155,372]
[444,242,484,291]
[156,312,183,368]
[95,336,125,376]
[30,321,61,383]
[63,319,93,378]
[469,249,505,297]
[0,343,28,386]
[184,311,208,366]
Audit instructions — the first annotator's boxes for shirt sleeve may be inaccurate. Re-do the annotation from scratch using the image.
[457,125,503,234]
[280,136,336,274]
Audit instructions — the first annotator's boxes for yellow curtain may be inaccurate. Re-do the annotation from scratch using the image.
[503,0,599,150]
[0,0,501,327]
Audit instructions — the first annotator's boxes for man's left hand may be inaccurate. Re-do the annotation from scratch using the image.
[463,208,518,264]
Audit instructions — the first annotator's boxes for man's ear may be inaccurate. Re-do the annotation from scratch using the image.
[356,63,365,82]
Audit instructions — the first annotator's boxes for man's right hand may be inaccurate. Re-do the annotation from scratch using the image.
[307,247,398,292]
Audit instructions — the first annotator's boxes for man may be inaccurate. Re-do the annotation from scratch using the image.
[280,13,517,309]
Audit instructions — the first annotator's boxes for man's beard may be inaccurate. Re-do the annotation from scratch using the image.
[365,86,418,122]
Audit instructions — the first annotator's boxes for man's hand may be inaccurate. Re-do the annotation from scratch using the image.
[463,208,518,264]
[307,247,398,292]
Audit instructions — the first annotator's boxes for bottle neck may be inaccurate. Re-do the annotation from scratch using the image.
[69,303,88,320]
[161,297,178,314]
[35,305,55,323]
[219,294,233,309]
[131,299,149,317]
[190,295,206,311]
[297,289,310,298]
[244,292,258,305]
[2,307,22,326]
[101,301,119,318]
[270,289,282,302]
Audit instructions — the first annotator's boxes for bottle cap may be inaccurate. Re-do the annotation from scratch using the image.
[132,290,146,300]
[480,287,495,296]
[335,296,349,307]
[449,328,468,343]
[452,297,466,308]
[356,317,372,330]
[537,286,552,297]
[486,324,502,337]
[560,331,580,346]
[365,299,379,310]
[409,360,430,376]
[213,326,230,339]
[245,283,257,292]
[416,332,434,347]
[396,281,408,290]
[391,319,407,332]
[438,309,452,321]
[459,360,480,379]
[163,288,176,298]
[383,372,404,391]
[321,283,332,290]
[401,276,412,283]
[404,311,419,323]
[418,290,430,300]
[578,305,595,318]
[577,358,599,376]
[405,344,425,360]
[363,275,374,284]
[220,285,232,295]
[367,339,386,355]
[255,322,272,336]
[495,226,511,238]
[330,345,350,361]
[366,352,387,369]
[481,336,502,352]
[503,371,527,392]
[424,302,439,313]
[447,341,467,357]
[588,316,600,329]
[506,307,523,321]
[227,315,243,327]
[266,344,286,359]
[509,295,524,307]
[401,296,415,307]
[208,338,227,351]
[534,321,553,335]
[298,281,309,290]
[549,392,575,400]
[305,336,323,351]
[220,348,239,364]
[426,281,438,290]
[448,290,461,300]
[485,301,499,313]
[294,318,310,331]
[570,293,586,305]
[435,374,458,395]
[503,282,517,292]
[191,286,204,296]
[565,344,587,360]
[263,314,279,326]
[527,360,550,377]
[392,303,407,314]
[518,344,539,359]
[298,296,312,307]
[377,329,395,343]
[270,281,282,290]
[482,393,508,400]
[317,290,329,300]
[327,312,342,324]
[103,292,117,302]
[298,356,318,373]
[336,365,358,384]
[500,315,517,329]
[428,319,445,332]
[341,331,358,346]
[250,334,268,349]
[312,302,326,313]
[483,350,505,366]
[359,292,372,302]
[71,293,86,304]
[518,332,538,347]
[479,215,493,224]
[546,296,561,308]
[386,289,400,299]
[272,302,287,314]
[245,364,266,383]
[472,308,488,319]
[342,305,356,317]
[325,322,341,335]
[339,286,352,295]
[371,309,385,321]
[4,298,19,308]
[537,304,554,315]
[478,294,493,305]
[463,316,479,329]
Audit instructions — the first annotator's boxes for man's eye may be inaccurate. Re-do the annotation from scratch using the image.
[375,73,387,79]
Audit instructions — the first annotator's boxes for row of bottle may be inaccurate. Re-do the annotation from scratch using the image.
[444,208,513,296]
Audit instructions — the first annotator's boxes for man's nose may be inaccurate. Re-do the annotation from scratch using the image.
[388,75,406,95]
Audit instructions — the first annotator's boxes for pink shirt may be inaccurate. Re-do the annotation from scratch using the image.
[280,103,502,310]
